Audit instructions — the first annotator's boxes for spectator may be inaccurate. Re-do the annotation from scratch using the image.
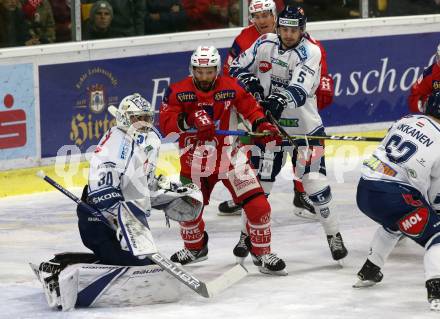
[48,0,71,42]
[107,0,145,36]
[82,0,119,40]
[144,0,187,35]
[228,0,240,27]
[181,0,229,30]
[0,0,36,47]
[22,0,56,43]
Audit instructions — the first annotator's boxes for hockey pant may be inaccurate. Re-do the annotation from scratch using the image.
[76,204,153,266]
[180,166,272,256]
[250,136,339,235]
[357,178,440,280]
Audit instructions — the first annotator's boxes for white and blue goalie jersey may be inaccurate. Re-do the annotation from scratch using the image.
[87,126,161,226]
[362,115,440,209]
[230,33,323,135]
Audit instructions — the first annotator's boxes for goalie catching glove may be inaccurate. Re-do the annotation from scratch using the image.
[151,175,203,222]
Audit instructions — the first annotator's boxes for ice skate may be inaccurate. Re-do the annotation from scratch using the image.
[251,253,287,276]
[170,232,208,265]
[233,232,250,264]
[327,232,348,264]
[426,279,440,311]
[218,200,242,216]
[353,259,383,288]
[292,189,317,220]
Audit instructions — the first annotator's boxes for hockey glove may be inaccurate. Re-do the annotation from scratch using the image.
[316,74,334,110]
[260,92,288,121]
[186,109,215,141]
[254,119,282,145]
[237,73,265,101]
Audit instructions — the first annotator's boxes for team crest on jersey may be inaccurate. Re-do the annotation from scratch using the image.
[433,81,440,90]
[397,207,429,237]
[176,91,197,102]
[296,45,308,61]
[214,90,236,101]
[259,61,272,73]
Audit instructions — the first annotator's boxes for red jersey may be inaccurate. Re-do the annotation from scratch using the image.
[224,28,334,109]
[408,62,440,113]
[223,25,261,75]
[159,75,265,177]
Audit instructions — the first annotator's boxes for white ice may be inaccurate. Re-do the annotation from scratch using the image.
[0,156,437,319]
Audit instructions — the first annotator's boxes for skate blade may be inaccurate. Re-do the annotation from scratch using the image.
[258,267,288,276]
[235,256,248,265]
[185,256,208,265]
[337,258,346,267]
[217,210,242,216]
[430,299,440,311]
[293,209,318,221]
[352,279,378,288]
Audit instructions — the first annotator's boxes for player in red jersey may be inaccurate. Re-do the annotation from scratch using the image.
[219,0,335,220]
[408,44,440,113]
[159,45,287,275]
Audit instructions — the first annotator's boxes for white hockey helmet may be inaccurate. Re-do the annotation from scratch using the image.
[109,93,154,133]
[249,0,277,19]
[189,45,221,76]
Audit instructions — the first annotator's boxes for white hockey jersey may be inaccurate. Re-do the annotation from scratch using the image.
[362,115,440,209]
[230,33,323,135]
[88,126,161,222]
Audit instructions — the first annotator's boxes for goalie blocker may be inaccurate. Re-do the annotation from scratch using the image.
[30,253,181,311]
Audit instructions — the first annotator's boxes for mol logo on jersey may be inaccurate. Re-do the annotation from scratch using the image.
[259,61,272,73]
[397,207,429,237]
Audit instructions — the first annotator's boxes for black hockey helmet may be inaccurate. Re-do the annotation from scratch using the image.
[425,91,440,120]
[277,6,306,31]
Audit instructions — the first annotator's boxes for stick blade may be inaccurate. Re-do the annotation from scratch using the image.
[205,264,248,298]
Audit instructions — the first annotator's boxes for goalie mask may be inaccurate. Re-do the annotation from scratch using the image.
[189,46,221,92]
[109,93,154,135]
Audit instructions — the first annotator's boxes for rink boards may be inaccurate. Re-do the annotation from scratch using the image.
[0,14,439,196]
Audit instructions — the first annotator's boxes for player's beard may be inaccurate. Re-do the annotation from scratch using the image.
[194,78,216,92]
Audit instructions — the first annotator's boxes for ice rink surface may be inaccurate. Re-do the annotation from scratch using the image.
[0,157,437,319]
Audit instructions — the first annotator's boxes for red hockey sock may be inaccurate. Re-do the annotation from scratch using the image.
[294,180,305,192]
[243,194,271,256]
[179,213,205,250]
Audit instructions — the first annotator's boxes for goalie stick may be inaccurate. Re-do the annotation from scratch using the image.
[36,171,247,298]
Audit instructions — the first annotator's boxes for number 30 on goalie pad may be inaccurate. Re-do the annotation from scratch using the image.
[31,263,182,310]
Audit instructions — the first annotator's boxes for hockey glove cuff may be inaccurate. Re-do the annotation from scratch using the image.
[254,119,282,145]
[316,74,334,110]
[237,72,265,101]
[186,109,216,141]
[260,92,288,121]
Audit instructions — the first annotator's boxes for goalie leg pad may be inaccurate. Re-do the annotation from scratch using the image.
[41,263,182,310]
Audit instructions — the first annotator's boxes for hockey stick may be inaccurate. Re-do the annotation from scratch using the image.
[212,128,385,142]
[36,171,248,298]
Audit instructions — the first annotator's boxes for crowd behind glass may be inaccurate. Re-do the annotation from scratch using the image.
[0,0,439,48]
